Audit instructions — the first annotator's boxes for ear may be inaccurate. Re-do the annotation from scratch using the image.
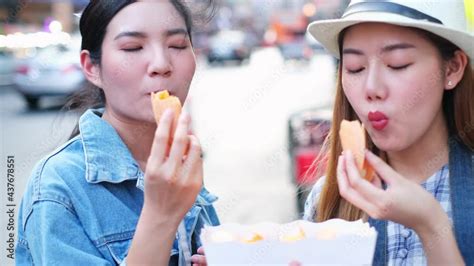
[80,50,102,88]
[444,50,468,91]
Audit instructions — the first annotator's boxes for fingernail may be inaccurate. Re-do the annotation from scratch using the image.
[346,150,352,158]
[181,111,190,123]
[163,108,173,118]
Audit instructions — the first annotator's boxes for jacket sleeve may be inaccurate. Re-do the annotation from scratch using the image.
[24,200,114,265]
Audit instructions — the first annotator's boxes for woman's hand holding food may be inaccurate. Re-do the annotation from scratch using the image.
[337,150,463,265]
[337,150,443,230]
[143,109,203,222]
[128,109,203,265]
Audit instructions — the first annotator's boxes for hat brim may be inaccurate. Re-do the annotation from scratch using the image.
[307,12,474,60]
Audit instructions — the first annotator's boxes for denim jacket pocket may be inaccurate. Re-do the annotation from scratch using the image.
[96,231,134,264]
[101,230,180,264]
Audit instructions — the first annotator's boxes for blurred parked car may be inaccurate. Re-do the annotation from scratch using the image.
[0,51,17,86]
[13,43,84,109]
[278,39,314,62]
[288,106,332,213]
[206,30,251,65]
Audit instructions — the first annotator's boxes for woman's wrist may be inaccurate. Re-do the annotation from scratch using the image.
[127,205,182,265]
[141,202,182,228]
[413,206,451,244]
[413,207,464,265]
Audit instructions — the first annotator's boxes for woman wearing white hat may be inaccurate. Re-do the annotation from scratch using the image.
[304,0,473,265]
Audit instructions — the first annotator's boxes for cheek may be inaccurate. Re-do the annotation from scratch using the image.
[342,75,365,114]
[398,69,444,117]
[178,53,196,80]
[174,53,196,99]
[101,52,142,89]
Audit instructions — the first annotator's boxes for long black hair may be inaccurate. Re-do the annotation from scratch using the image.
[64,0,215,139]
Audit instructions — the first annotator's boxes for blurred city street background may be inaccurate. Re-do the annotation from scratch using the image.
[0,1,350,265]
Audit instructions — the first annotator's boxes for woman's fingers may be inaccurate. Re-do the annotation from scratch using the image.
[336,155,378,216]
[344,151,385,202]
[190,254,207,266]
[365,150,399,185]
[197,246,205,255]
[182,135,203,182]
[168,112,191,167]
[371,174,383,189]
[148,109,174,164]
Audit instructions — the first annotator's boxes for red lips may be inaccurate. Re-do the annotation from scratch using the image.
[368,111,389,131]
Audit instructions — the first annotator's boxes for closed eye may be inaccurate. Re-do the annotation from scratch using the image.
[122,47,142,52]
[389,63,412,70]
[170,45,188,50]
[347,67,365,74]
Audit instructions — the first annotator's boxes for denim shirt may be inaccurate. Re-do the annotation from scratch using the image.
[16,108,220,266]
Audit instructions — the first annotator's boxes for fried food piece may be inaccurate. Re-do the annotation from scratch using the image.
[339,120,374,181]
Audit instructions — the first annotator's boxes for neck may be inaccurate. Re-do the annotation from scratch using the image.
[102,109,156,171]
[387,111,449,183]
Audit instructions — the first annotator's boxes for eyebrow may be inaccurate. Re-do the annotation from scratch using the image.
[165,28,188,37]
[381,43,416,53]
[114,31,146,40]
[342,43,416,56]
[342,48,364,56]
[114,28,188,40]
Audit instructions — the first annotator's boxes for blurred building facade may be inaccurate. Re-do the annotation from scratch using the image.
[1,0,87,34]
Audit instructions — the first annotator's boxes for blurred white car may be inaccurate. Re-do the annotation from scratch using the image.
[206,30,252,64]
[0,51,16,86]
[13,42,84,109]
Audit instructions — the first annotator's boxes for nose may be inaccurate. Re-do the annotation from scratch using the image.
[364,64,388,102]
[147,47,172,78]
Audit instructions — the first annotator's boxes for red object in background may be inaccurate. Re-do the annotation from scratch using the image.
[294,147,327,186]
[16,65,29,75]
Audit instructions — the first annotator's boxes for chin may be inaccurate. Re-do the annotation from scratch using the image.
[144,116,157,125]
[371,137,408,153]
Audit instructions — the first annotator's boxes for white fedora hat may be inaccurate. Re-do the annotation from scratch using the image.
[307,0,474,59]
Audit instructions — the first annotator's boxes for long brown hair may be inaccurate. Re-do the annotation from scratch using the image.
[314,27,474,222]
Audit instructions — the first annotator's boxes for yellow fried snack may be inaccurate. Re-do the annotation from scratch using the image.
[339,120,374,181]
[279,226,306,242]
[241,232,264,243]
[150,90,182,132]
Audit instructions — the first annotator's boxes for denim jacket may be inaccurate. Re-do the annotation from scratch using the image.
[16,108,220,266]
[370,137,474,265]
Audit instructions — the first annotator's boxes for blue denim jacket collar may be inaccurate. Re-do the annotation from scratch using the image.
[79,108,142,184]
[369,137,474,265]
